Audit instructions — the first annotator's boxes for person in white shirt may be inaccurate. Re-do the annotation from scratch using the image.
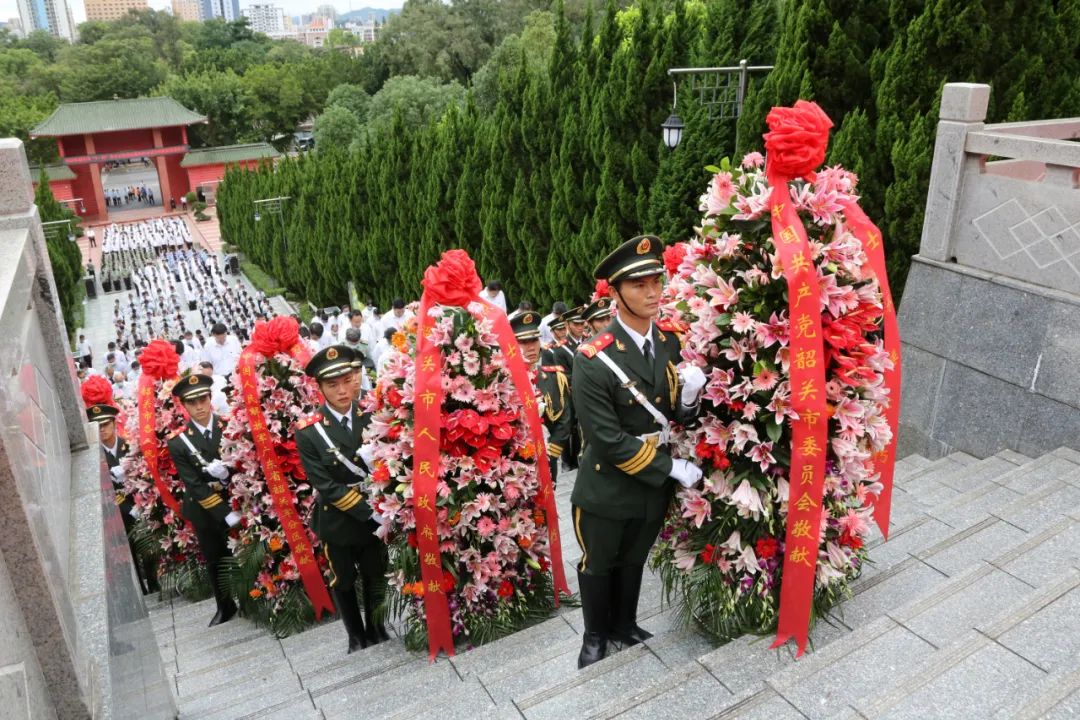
[374,327,397,377]
[197,361,230,415]
[201,323,241,377]
[482,281,507,312]
[538,301,568,347]
[379,299,412,336]
[76,334,93,368]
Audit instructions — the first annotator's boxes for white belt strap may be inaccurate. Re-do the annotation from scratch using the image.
[313,422,368,480]
[595,349,671,445]
[177,431,211,468]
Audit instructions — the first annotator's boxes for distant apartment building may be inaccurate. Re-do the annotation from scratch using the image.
[171,0,201,22]
[84,0,148,22]
[16,0,74,41]
[298,15,331,47]
[342,15,381,44]
[243,3,284,35]
[201,0,239,22]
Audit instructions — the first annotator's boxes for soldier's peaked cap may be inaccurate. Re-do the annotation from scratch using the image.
[582,297,613,322]
[172,373,214,401]
[509,311,541,341]
[594,234,665,282]
[305,344,358,381]
[86,403,120,423]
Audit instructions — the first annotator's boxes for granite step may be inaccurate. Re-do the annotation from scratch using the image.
[760,565,1039,719]
[896,453,932,472]
[847,570,1080,719]
[1011,665,1080,720]
[893,452,978,490]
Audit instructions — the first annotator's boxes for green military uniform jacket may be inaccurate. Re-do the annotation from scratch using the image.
[167,418,231,531]
[295,402,377,546]
[570,319,698,521]
[535,364,573,463]
[104,438,135,520]
[541,336,582,374]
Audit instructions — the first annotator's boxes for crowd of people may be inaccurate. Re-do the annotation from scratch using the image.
[104,184,156,208]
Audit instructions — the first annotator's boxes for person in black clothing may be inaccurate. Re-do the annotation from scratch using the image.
[89,403,160,594]
[166,375,241,626]
[296,345,389,653]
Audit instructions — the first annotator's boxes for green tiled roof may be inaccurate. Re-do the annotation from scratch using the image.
[31,97,207,137]
[30,164,76,181]
[180,143,280,167]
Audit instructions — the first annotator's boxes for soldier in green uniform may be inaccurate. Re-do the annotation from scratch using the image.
[167,374,240,626]
[582,296,614,336]
[295,345,389,653]
[540,312,568,368]
[89,403,159,594]
[570,235,708,668]
[510,310,572,484]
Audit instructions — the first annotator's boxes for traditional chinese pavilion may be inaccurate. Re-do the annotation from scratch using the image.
[30,98,280,220]
[31,97,207,220]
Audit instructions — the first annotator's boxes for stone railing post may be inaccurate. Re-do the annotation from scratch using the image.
[919,82,991,261]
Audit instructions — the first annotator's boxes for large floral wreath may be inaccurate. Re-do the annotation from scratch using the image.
[362,253,561,652]
[121,339,211,599]
[651,146,894,642]
[219,317,335,636]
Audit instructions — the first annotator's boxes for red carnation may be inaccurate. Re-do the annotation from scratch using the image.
[80,375,114,407]
[840,531,863,550]
[700,543,716,565]
[591,279,611,303]
[440,570,456,593]
[663,242,688,276]
[385,387,403,409]
[497,580,514,598]
[406,532,418,548]
[764,100,833,183]
[755,537,779,559]
[140,339,180,380]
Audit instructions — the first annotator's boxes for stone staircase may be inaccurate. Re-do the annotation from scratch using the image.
[147,447,1080,719]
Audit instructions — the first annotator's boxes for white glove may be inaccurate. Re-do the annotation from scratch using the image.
[224,511,241,527]
[206,459,229,480]
[536,398,547,418]
[679,365,708,406]
[669,458,703,488]
[358,444,376,469]
[110,465,126,482]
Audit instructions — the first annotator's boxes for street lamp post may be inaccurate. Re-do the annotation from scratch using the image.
[663,60,774,150]
[253,196,291,279]
[42,218,76,243]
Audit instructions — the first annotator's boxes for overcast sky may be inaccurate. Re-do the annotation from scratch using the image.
[3,0,401,28]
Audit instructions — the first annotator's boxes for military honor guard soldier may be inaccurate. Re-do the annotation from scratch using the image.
[510,311,573,485]
[296,345,390,653]
[89,403,159,595]
[167,374,241,626]
[570,235,708,668]
[582,296,614,336]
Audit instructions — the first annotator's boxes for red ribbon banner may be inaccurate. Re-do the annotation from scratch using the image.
[836,200,902,539]
[412,290,455,660]
[412,250,570,660]
[764,101,834,657]
[137,373,184,516]
[473,299,570,602]
[236,339,335,619]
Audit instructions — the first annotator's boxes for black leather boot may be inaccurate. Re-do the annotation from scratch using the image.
[207,563,237,627]
[577,571,611,669]
[609,565,652,646]
[334,587,368,653]
[362,575,391,644]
